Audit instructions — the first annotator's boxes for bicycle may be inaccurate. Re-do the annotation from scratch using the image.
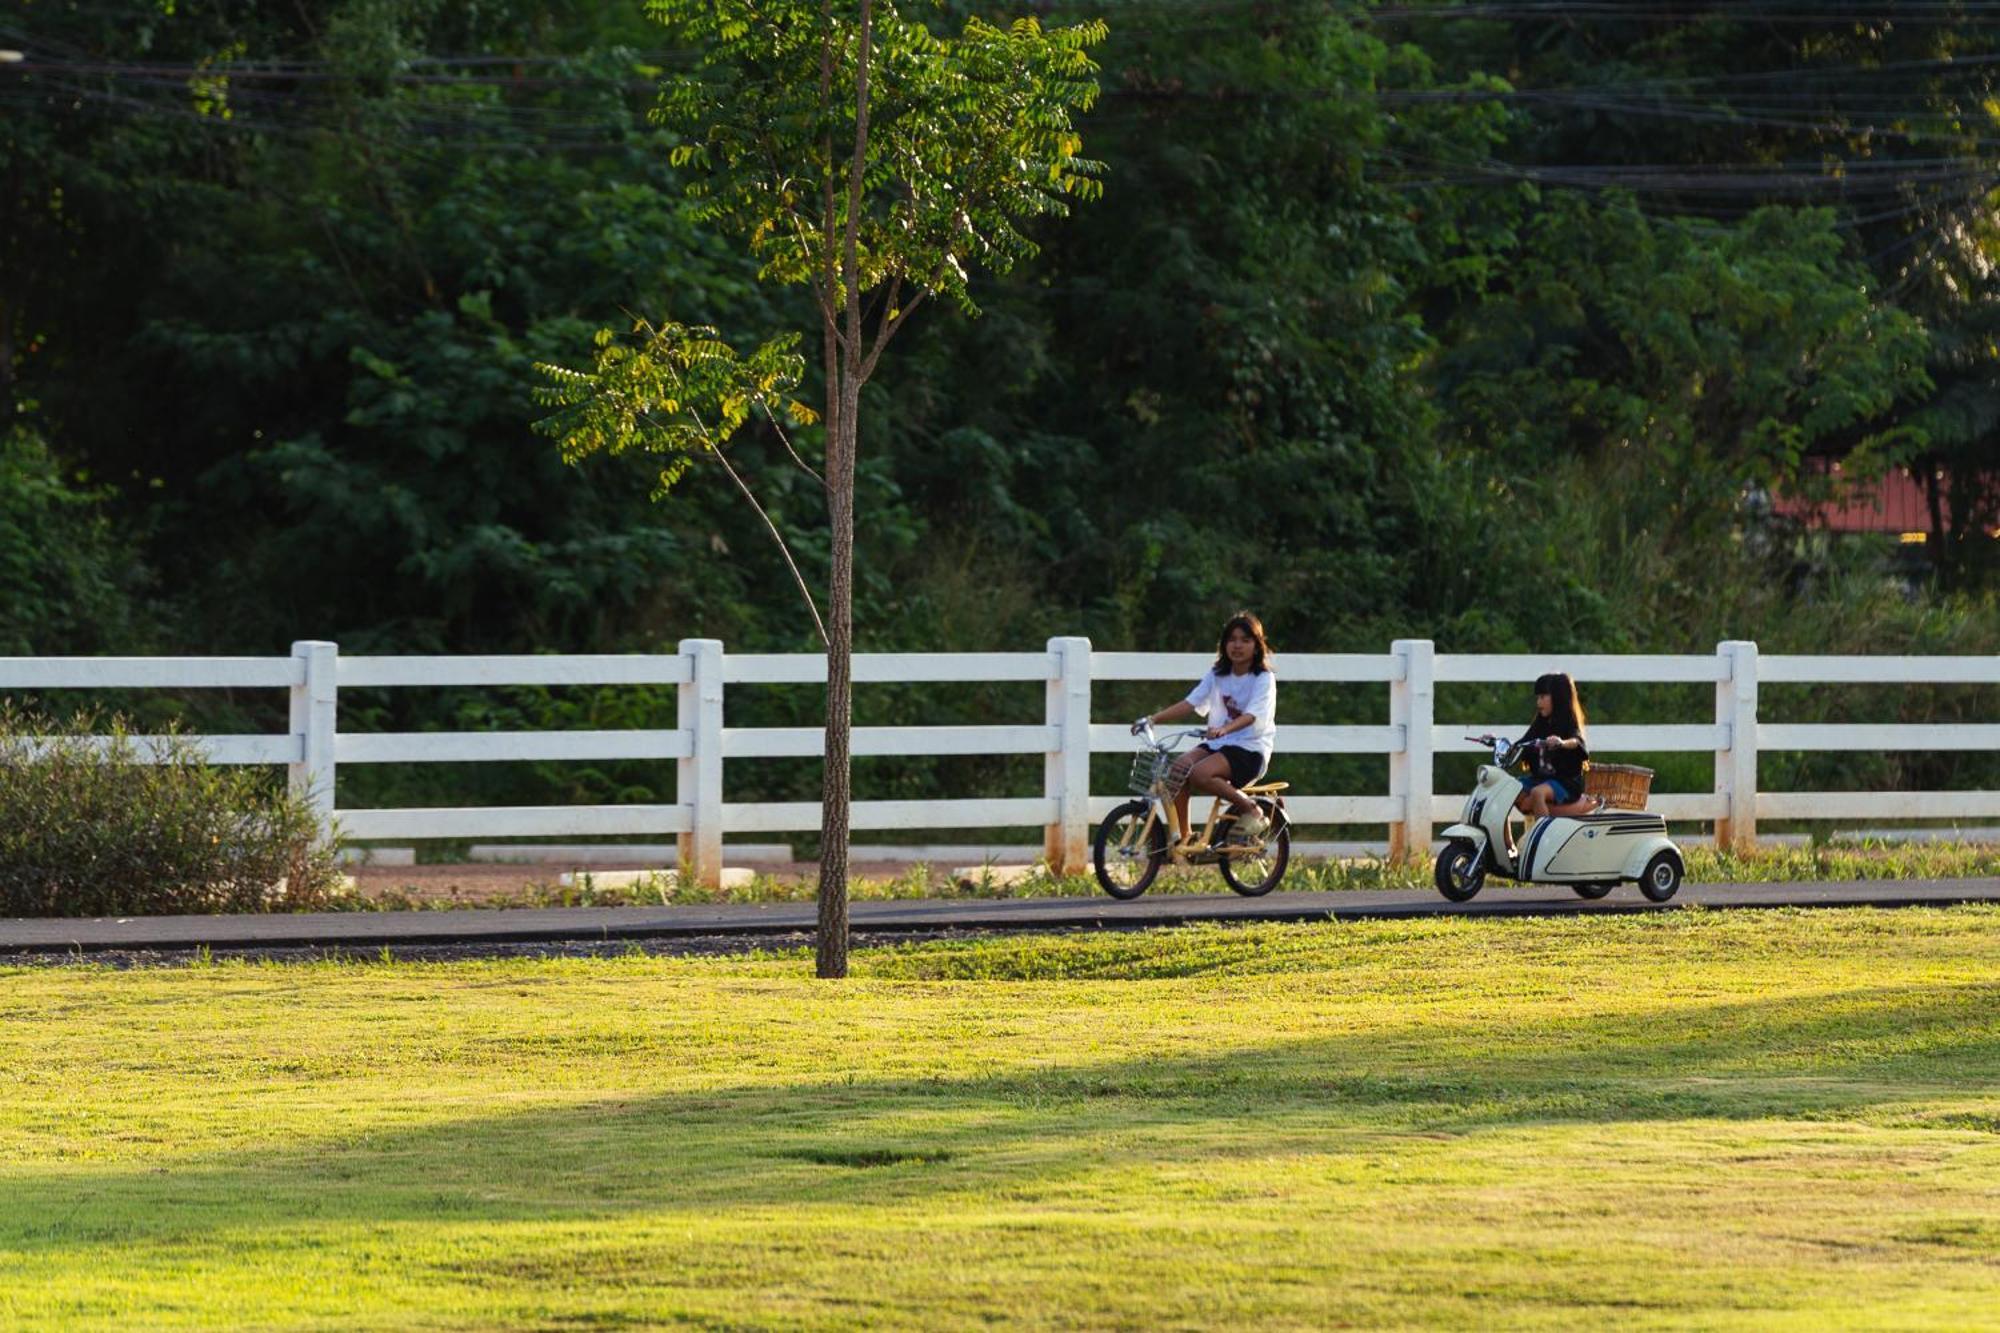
[1092,720,1292,899]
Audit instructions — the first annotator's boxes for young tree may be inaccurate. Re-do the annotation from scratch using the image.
[535,1,1103,976]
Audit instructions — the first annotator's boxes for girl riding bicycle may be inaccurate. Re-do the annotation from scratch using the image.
[1131,611,1277,841]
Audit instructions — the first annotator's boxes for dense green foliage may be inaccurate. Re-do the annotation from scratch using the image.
[5,0,2000,818]
[0,428,148,655]
[0,708,343,916]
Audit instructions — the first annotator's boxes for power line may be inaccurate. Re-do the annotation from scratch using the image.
[10,20,2000,228]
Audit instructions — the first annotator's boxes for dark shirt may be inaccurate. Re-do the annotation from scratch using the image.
[1519,716,1588,790]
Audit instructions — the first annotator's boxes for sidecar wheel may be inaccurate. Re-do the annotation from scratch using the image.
[1638,851,1684,903]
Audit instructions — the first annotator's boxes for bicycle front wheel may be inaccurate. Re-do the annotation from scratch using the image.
[1094,799,1167,900]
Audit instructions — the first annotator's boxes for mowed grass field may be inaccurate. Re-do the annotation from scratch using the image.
[4,910,2000,1329]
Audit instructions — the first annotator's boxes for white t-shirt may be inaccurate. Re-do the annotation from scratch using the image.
[1184,667,1277,761]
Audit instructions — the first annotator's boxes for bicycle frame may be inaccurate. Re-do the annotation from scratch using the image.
[1122,725,1287,865]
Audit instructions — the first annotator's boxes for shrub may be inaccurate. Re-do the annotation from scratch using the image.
[0,707,344,917]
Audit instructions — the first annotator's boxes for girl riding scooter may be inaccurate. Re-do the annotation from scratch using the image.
[1516,672,1596,818]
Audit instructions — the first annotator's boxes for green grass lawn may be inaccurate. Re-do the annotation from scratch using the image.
[4,909,1999,1329]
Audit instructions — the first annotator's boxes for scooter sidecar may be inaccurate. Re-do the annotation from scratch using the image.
[1517,809,1685,902]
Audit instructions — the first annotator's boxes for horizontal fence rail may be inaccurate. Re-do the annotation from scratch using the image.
[3,637,1997,884]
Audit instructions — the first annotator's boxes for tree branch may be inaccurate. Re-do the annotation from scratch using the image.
[860,287,926,381]
[650,410,829,647]
[843,0,872,369]
[784,207,848,347]
[763,407,826,489]
[864,272,903,342]
[819,0,842,366]
[711,443,829,647]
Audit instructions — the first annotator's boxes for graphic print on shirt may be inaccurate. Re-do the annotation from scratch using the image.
[1183,669,1277,761]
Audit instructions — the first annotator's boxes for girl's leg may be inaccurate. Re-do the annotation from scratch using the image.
[1547,791,1600,818]
[1172,750,1235,835]
[1188,752,1257,818]
[1516,782,1555,818]
[1166,750,1207,836]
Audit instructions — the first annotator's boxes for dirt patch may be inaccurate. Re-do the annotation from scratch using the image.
[345,858,952,904]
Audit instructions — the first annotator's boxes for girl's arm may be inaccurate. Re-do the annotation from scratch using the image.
[1140,700,1197,728]
[1205,676,1272,740]
[1205,711,1256,740]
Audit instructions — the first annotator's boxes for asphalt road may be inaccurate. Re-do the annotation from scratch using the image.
[2,878,1997,954]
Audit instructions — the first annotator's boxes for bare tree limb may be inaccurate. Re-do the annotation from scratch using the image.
[709,441,830,646]
[764,410,827,489]
[649,410,829,647]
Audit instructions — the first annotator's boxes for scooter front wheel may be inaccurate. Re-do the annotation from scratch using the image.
[1434,841,1485,902]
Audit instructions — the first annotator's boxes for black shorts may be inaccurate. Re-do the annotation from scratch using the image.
[1198,743,1264,787]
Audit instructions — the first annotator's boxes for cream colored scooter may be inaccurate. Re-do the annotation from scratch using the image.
[1434,735,1685,903]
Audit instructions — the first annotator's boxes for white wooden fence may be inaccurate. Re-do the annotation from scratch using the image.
[5,638,1999,885]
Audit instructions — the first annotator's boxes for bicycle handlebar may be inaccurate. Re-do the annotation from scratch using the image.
[1133,718,1203,750]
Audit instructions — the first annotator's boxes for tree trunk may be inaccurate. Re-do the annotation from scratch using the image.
[816,392,858,979]
[815,0,872,980]
[1922,461,1948,586]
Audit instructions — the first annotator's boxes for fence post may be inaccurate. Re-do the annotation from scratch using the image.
[1043,636,1092,873]
[1387,639,1435,862]
[288,640,338,828]
[1714,639,1759,851]
[676,638,725,888]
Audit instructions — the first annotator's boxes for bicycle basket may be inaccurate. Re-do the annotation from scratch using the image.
[1128,748,1169,796]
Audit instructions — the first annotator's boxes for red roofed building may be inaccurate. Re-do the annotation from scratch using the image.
[1773,462,1997,541]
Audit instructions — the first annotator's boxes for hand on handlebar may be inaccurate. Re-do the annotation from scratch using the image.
[1131,716,1152,736]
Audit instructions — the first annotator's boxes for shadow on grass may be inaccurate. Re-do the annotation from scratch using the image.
[4,979,1997,1258]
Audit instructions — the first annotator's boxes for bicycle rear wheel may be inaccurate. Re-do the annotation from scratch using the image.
[1218,801,1290,896]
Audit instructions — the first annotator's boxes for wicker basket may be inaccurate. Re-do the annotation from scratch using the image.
[1585,762,1654,811]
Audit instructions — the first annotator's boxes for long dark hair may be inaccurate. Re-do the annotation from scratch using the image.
[1212,611,1272,675]
[1534,671,1587,736]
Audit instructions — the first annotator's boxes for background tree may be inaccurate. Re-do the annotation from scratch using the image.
[538,0,1104,976]
[7,0,1995,853]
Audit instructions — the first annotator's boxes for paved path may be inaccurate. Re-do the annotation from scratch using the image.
[2,879,1998,953]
